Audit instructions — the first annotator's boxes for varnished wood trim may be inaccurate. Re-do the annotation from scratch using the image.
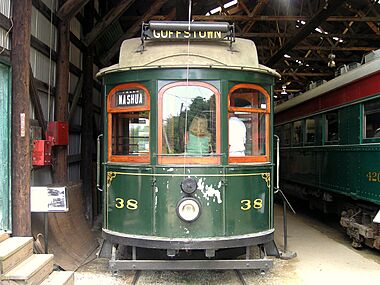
[107,83,151,163]
[157,81,221,165]
[228,83,271,163]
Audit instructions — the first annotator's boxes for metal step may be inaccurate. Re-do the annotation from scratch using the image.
[0,237,33,274]
[40,271,75,285]
[2,254,54,285]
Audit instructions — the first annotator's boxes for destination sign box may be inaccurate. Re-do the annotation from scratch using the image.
[145,30,227,40]
[141,21,235,43]
[116,89,145,107]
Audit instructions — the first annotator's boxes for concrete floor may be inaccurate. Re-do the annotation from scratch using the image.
[74,204,380,284]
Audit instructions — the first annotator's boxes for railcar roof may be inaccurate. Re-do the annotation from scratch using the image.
[274,55,380,114]
[97,37,280,78]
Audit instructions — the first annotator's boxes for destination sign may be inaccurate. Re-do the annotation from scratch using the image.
[141,21,235,43]
[145,30,226,40]
[116,89,145,107]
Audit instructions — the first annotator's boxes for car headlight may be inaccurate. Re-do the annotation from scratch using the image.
[176,198,201,222]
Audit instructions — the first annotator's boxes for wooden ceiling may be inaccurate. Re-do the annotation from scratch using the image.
[72,0,380,99]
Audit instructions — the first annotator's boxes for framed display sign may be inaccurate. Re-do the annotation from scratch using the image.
[31,186,69,212]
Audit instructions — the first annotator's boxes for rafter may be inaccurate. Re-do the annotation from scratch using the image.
[84,0,136,46]
[192,15,379,22]
[242,0,269,33]
[265,0,347,66]
[101,0,169,65]
[345,4,380,36]
[56,0,89,20]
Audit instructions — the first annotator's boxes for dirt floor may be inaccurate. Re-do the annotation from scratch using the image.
[74,203,380,284]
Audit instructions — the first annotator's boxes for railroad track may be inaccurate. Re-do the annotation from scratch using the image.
[129,269,259,285]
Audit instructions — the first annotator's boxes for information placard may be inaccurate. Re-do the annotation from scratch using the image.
[31,186,69,212]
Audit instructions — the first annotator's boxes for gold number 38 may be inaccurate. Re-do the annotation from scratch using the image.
[240,199,263,210]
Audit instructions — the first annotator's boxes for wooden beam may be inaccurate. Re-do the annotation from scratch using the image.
[101,0,169,65]
[258,45,376,52]
[11,0,32,237]
[265,0,347,66]
[238,32,380,40]
[56,0,89,20]
[83,0,136,46]
[29,65,47,138]
[345,5,380,36]
[192,15,379,22]
[242,0,269,33]
[81,0,94,224]
[53,17,70,184]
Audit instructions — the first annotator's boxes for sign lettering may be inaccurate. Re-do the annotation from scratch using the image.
[116,89,145,107]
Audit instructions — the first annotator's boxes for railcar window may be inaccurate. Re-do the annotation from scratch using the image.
[325,112,339,142]
[112,113,149,155]
[283,124,291,146]
[228,84,270,163]
[292,121,303,145]
[158,82,220,164]
[107,83,150,163]
[364,98,380,138]
[305,118,316,143]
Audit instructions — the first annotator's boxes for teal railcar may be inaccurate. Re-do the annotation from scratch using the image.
[275,52,380,249]
[96,22,280,271]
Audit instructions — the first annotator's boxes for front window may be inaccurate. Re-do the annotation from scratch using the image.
[228,84,270,163]
[158,82,220,164]
[107,83,150,162]
[364,98,380,139]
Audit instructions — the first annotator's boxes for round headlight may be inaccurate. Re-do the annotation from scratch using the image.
[176,198,201,222]
[180,177,197,194]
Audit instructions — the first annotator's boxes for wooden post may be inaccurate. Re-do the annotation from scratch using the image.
[81,0,94,222]
[53,17,70,184]
[11,0,33,236]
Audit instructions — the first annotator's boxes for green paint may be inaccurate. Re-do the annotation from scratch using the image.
[0,61,11,232]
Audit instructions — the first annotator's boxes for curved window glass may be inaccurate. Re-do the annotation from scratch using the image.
[107,83,150,163]
[228,84,270,163]
[158,82,220,164]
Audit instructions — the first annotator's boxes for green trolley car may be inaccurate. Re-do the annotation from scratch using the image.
[97,21,280,270]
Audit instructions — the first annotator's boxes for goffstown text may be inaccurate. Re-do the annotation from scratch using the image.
[151,30,223,40]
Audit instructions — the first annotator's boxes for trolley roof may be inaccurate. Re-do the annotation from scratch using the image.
[97,37,280,78]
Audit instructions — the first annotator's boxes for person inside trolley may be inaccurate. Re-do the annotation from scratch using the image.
[185,115,212,155]
[228,112,247,156]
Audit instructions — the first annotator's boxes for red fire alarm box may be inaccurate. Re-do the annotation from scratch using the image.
[32,140,52,166]
[46,121,69,146]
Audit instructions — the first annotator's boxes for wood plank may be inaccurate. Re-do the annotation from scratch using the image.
[40,271,74,285]
[0,232,9,243]
[3,254,54,284]
[0,237,33,274]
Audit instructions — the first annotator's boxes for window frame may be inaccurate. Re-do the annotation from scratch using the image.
[323,111,339,144]
[362,98,380,142]
[304,117,317,145]
[157,81,221,165]
[228,83,271,163]
[107,83,151,163]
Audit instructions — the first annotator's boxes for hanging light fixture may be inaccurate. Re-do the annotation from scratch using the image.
[328,53,336,68]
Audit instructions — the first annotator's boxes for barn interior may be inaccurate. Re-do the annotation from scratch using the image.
[0,0,379,274]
